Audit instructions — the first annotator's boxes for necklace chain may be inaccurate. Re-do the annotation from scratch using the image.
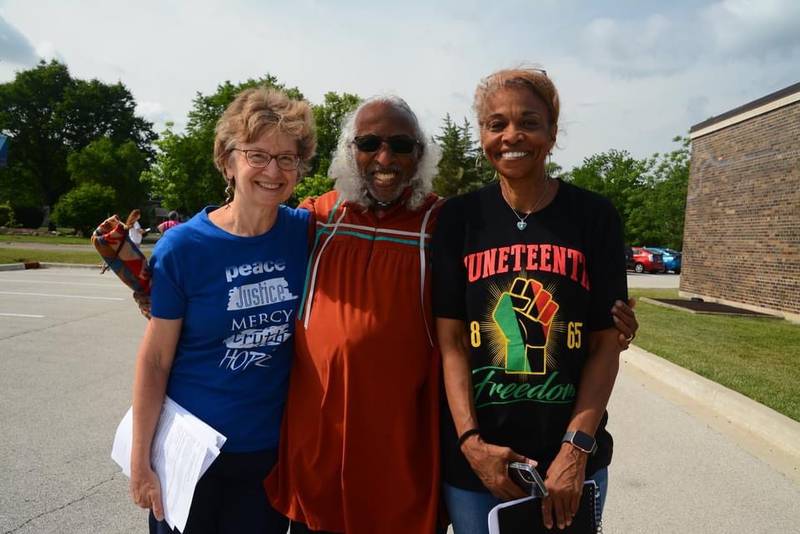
[367,192,402,210]
[503,177,552,231]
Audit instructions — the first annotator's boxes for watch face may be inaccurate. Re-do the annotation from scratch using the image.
[571,431,596,452]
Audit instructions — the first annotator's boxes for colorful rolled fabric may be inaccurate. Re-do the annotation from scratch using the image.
[92,215,151,294]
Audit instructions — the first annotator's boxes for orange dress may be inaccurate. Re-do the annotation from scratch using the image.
[266,190,442,533]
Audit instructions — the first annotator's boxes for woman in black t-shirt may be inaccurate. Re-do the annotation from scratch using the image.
[433,67,631,533]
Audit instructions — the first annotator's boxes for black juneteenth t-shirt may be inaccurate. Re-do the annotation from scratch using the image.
[432,180,628,490]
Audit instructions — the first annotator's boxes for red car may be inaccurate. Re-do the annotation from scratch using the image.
[630,247,666,273]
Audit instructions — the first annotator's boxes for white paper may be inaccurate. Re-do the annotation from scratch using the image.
[111,396,226,533]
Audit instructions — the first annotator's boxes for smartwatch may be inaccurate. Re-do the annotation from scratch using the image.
[562,430,597,454]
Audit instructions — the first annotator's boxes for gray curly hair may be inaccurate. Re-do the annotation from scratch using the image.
[328,95,441,211]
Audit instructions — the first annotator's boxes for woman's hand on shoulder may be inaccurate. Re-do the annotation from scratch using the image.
[130,465,164,521]
[133,291,152,319]
[541,443,588,530]
[460,435,530,500]
[611,298,638,349]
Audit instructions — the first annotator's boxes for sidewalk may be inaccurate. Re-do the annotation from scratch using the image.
[605,357,800,533]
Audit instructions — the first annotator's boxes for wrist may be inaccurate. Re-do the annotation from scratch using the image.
[457,428,481,450]
[561,430,597,455]
[130,453,152,474]
[561,440,589,456]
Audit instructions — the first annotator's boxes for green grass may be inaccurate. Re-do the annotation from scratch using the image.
[0,248,101,265]
[630,288,800,421]
[0,234,91,245]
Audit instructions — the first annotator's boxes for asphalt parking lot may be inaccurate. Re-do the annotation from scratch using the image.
[0,267,142,533]
[1,267,797,533]
[626,272,680,289]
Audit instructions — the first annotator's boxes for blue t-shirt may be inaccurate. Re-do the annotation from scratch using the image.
[149,205,310,452]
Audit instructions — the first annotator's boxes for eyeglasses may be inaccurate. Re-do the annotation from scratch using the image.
[353,135,419,154]
[232,149,300,171]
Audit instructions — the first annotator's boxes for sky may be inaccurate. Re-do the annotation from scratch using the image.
[1,0,799,169]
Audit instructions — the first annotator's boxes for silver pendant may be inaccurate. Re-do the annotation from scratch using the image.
[517,221,527,230]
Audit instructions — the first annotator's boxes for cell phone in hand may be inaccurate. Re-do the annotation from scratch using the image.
[508,462,548,497]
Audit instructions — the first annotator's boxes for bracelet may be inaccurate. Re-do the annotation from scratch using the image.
[457,428,481,448]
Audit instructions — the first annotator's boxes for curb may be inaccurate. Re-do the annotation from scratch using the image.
[0,262,44,271]
[40,262,101,270]
[623,345,800,459]
[0,262,101,271]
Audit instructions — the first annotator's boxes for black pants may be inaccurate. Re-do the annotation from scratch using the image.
[149,449,288,534]
[290,522,338,534]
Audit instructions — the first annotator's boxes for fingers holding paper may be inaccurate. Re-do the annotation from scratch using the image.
[131,467,164,521]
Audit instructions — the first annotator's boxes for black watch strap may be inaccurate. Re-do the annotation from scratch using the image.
[562,430,597,454]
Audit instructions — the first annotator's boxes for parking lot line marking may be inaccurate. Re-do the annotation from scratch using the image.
[0,278,119,288]
[0,291,124,301]
[0,312,45,318]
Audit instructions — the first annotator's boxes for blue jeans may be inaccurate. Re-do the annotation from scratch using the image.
[443,467,608,534]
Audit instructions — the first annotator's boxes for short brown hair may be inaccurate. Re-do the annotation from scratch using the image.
[474,67,560,136]
[213,87,316,178]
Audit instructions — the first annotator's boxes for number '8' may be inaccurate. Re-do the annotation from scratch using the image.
[470,321,481,347]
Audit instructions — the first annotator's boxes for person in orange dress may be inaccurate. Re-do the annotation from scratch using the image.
[266,96,444,534]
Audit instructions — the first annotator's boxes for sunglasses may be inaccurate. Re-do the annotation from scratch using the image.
[353,135,419,154]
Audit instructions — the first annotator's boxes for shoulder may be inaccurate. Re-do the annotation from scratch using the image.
[558,181,619,219]
[279,204,311,225]
[152,209,206,256]
[299,190,340,220]
[439,182,496,221]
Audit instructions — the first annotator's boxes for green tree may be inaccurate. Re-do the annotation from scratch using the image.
[51,182,116,236]
[0,60,156,215]
[289,174,334,207]
[67,137,149,215]
[565,149,650,233]
[0,201,16,227]
[312,92,361,177]
[626,137,690,249]
[545,160,566,179]
[0,61,72,218]
[433,115,489,197]
[143,76,303,215]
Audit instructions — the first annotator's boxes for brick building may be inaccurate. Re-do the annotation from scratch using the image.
[680,82,800,322]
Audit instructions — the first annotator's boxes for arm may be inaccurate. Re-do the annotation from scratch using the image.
[541,327,621,529]
[438,317,529,500]
[129,316,182,521]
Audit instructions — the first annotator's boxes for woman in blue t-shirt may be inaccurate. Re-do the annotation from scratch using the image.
[129,87,315,534]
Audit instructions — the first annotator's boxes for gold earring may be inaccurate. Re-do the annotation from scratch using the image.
[224,179,235,203]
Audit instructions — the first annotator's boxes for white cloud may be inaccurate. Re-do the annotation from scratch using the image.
[0,0,797,172]
[703,0,800,55]
[579,12,709,78]
[34,41,63,62]
[136,101,169,128]
[0,14,38,65]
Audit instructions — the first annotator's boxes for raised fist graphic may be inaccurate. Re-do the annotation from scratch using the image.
[492,277,559,374]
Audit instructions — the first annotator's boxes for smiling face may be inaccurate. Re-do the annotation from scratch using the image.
[480,86,556,181]
[353,101,421,204]
[225,130,299,210]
